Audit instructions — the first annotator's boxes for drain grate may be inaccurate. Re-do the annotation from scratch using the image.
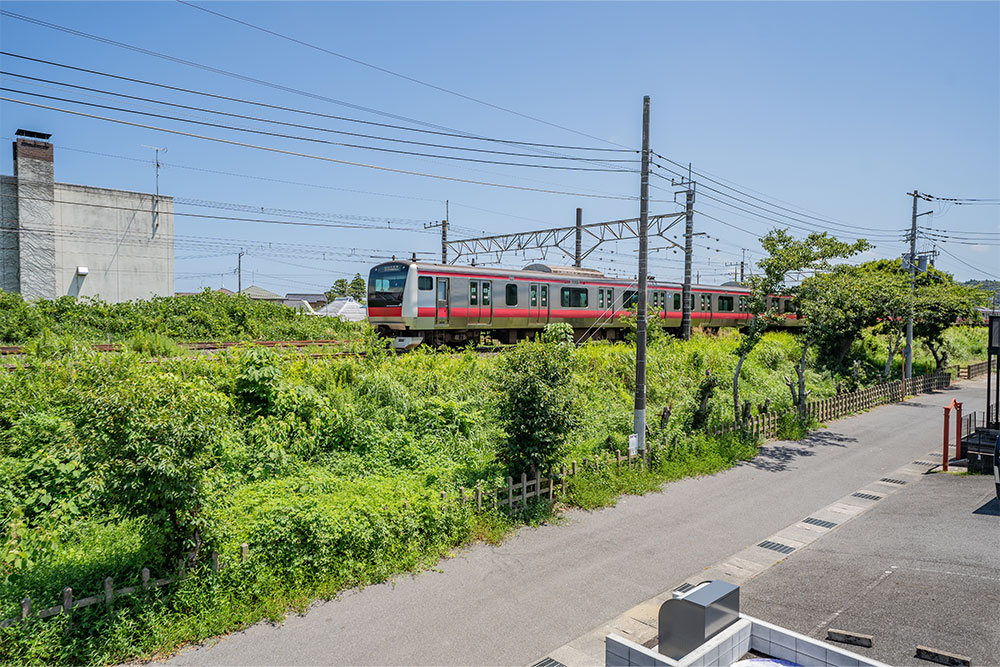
[758,540,796,554]
[673,582,695,594]
[913,460,935,466]
[879,477,907,485]
[852,492,883,501]
[531,659,566,667]
[803,516,838,529]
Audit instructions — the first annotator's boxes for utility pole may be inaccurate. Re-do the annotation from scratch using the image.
[680,170,695,340]
[142,145,166,232]
[575,208,583,267]
[905,191,933,379]
[238,249,245,293]
[634,95,651,455]
[424,201,449,263]
[740,248,746,282]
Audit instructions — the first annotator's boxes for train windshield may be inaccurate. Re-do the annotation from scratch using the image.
[368,263,408,307]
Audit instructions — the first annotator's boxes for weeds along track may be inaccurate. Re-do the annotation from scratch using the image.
[0,339,345,355]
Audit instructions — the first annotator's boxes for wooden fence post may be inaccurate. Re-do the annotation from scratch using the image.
[475,483,482,512]
[211,550,220,573]
[142,567,150,589]
[20,597,30,623]
[571,461,577,476]
[560,466,567,495]
[507,476,513,508]
[62,587,72,615]
[241,543,249,562]
[521,472,528,506]
[548,473,554,500]
[103,577,113,604]
[459,487,466,504]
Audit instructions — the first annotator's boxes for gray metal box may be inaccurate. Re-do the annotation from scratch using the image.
[657,581,740,660]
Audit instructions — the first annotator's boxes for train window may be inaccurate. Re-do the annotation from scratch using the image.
[739,296,747,311]
[506,283,518,306]
[481,282,491,306]
[673,293,680,310]
[541,285,548,307]
[623,289,638,308]
[418,276,433,290]
[718,296,734,312]
[598,289,604,309]
[784,299,794,314]
[700,295,712,311]
[470,282,478,306]
[530,285,537,307]
[770,298,779,311]
[607,289,613,310]
[561,287,588,308]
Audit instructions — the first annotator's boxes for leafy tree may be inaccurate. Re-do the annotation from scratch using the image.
[492,323,578,477]
[914,270,988,369]
[348,273,367,304]
[325,278,349,301]
[796,264,880,364]
[733,229,870,422]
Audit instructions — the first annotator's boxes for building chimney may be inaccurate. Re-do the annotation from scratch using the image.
[11,129,57,299]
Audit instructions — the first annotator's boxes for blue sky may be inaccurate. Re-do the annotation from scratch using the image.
[1,1,997,294]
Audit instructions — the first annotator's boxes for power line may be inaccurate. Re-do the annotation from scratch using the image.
[2,96,649,200]
[174,0,633,150]
[0,67,641,163]
[0,23,632,157]
[934,244,999,278]
[1,86,637,173]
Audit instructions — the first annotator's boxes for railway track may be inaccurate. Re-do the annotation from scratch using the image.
[0,339,345,355]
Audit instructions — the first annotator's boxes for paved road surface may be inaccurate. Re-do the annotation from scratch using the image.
[169,380,987,666]
[742,472,1000,665]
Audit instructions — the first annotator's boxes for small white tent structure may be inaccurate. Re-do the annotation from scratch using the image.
[313,296,367,322]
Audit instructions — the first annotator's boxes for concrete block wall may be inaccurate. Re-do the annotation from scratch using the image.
[607,616,889,667]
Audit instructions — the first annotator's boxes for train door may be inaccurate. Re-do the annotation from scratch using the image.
[529,283,546,325]
[435,278,449,325]
[479,280,493,325]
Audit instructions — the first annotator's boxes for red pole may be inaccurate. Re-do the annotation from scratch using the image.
[942,406,950,472]
[901,378,906,401]
[955,402,962,459]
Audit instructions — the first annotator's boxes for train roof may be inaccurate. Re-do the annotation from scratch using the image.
[373,259,754,293]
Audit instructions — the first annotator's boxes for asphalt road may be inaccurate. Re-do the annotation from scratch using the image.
[741,472,1000,666]
[168,380,988,667]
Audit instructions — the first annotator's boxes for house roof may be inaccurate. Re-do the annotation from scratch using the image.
[240,285,283,300]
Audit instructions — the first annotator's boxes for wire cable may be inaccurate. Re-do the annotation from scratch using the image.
[1,86,636,173]
[1,96,648,200]
[174,0,634,150]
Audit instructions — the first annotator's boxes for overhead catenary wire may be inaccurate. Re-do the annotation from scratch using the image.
[0,68,641,163]
[0,86,637,173]
[2,96,653,200]
[174,0,634,151]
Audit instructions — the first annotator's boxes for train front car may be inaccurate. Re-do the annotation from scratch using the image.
[368,261,420,343]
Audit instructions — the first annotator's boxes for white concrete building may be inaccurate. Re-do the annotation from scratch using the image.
[1,129,174,302]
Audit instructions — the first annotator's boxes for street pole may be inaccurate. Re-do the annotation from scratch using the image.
[634,96,651,455]
[237,249,244,293]
[681,185,695,340]
[575,207,583,267]
[905,191,918,379]
[443,201,449,264]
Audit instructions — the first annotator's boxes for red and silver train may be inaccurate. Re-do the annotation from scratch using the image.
[367,261,800,347]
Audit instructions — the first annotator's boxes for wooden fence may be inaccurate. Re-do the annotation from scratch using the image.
[0,544,250,630]
[0,367,963,630]
[708,371,952,442]
[954,359,995,380]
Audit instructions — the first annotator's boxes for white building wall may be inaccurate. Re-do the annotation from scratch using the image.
[1,134,174,302]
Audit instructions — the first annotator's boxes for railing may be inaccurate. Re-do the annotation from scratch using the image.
[951,359,995,380]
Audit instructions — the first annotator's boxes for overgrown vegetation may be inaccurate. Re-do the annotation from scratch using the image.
[0,251,989,664]
[0,290,357,345]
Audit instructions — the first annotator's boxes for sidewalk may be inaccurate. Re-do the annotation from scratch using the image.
[169,380,989,667]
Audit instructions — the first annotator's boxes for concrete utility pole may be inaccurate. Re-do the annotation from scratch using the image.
[634,95,651,454]
[575,207,583,267]
[681,177,695,340]
[905,191,933,379]
[238,249,245,293]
